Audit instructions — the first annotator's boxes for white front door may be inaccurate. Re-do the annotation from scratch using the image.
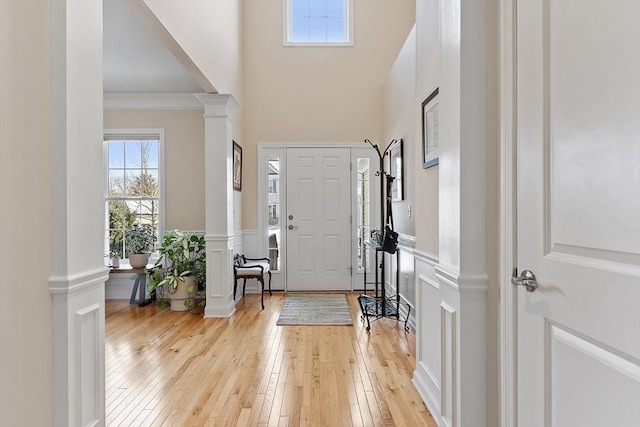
[516,0,640,425]
[286,147,352,291]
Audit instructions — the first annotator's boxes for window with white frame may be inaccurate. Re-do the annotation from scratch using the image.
[284,0,353,46]
[267,157,281,271]
[356,157,371,271]
[104,130,164,264]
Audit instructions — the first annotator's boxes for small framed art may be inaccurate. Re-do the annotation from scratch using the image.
[422,88,440,169]
[233,141,242,191]
[388,139,404,201]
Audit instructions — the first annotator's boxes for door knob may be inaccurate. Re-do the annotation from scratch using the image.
[288,225,298,230]
[511,269,538,292]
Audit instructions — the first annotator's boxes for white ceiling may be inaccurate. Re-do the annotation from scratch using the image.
[103,0,203,93]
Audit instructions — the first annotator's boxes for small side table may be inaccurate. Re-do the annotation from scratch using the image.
[110,266,152,306]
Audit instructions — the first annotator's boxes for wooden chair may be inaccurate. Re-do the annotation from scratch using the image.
[233,254,272,309]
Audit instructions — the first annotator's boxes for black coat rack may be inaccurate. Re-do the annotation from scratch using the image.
[358,139,410,332]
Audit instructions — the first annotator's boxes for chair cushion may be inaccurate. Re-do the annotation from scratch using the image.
[236,260,269,277]
[236,267,263,276]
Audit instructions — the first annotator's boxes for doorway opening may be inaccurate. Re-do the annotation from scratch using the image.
[257,144,380,292]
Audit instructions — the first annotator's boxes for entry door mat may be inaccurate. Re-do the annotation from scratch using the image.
[276,295,353,326]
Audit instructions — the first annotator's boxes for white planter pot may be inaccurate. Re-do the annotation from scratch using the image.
[169,276,197,311]
[129,253,149,269]
[111,258,120,268]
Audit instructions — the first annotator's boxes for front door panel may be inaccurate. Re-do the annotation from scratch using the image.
[286,148,352,291]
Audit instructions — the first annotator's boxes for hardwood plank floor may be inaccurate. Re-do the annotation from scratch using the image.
[106,293,436,426]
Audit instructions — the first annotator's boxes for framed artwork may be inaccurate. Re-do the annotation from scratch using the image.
[233,141,242,191]
[422,88,440,169]
[388,139,404,201]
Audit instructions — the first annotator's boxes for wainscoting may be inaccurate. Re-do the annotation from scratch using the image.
[412,250,488,426]
[384,233,417,329]
[412,251,446,425]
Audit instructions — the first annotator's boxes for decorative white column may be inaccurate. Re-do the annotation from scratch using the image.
[432,0,488,425]
[195,94,240,317]
[49,1,109,426]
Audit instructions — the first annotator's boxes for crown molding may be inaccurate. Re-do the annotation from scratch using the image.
[103,92,206,110]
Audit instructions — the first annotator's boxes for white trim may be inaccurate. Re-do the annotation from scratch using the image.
[552,325,640,382]
[351,147,382,288]
[260,142,365,149]
[283,0,354,46]
[441,302,457,427]
[413,362,444,427]
[103,92,205,110]
[203,300,237,318]
[49,268,110,295]
[499,0,518,425]
[397,232,416,249]
[255,142,364,291]
[413,249,439,265]
[205,234,235,243]
[75,303,101,427]
[103,128,166,255]
[194,93,240,117]
[257,146,286,280]
[435,264,489,293]
[420,273,440,290]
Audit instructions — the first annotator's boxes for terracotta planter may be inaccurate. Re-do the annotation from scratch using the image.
[129,253,149,269]
[169,276,197,311]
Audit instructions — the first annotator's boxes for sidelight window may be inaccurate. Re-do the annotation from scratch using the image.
[356,158,371,271]
[267,157,281,271]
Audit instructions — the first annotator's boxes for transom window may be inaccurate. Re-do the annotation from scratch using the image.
[104,129,164,264]
[284,0,353,46]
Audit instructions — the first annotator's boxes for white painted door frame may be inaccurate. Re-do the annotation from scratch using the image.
[257,143,377,292]
[498,0,518,425]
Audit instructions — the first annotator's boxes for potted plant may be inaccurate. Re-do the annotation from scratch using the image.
[125,224,156,268]
[108,249,122,268]
[149,230,206,311]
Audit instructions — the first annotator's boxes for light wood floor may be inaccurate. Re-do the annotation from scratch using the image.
[106,293,436,426]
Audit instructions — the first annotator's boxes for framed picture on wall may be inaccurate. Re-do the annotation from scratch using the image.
[389,139,404,201]
[422,88,440,169]
[233,141,242,191]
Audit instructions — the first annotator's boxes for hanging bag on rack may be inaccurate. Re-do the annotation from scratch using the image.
[382,225,398,254]
[381,174,399,254]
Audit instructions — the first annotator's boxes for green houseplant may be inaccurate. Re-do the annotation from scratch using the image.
[149,230,206,311]
[125,224,156,268]
[108,249,122,268]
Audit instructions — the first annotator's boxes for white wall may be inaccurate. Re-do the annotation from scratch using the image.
[0,1,54,424]
[383,25,417,237]
[2,1,109,425]
[414,0,440,258]
[134,0,244,98]
[382,27,418,315]
[241,0,416,230]
[104,109,206,231]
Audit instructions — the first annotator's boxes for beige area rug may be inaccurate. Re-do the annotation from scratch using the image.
[276,294,353,326]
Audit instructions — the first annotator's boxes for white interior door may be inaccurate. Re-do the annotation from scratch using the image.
[516,0,640,425]
[286,147,352,291]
